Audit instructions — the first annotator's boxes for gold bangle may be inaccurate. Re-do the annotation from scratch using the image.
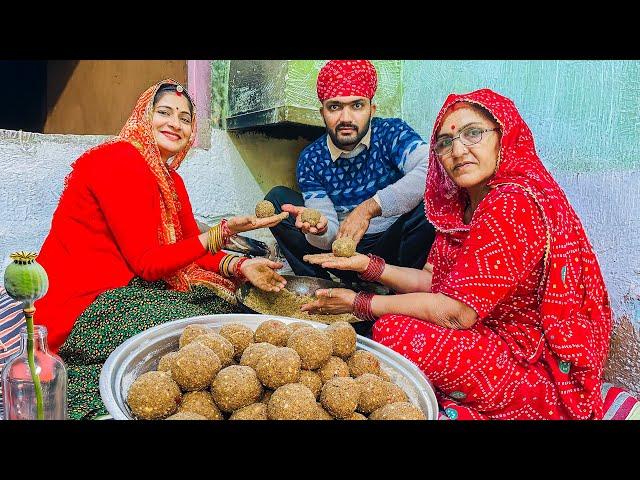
[210,227,215,252]
[221,254,234,277]
[207,227,215,253]
[207,223,224,253]
[220,254,229,276]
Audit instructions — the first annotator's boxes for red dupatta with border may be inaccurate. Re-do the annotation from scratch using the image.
[425,89,612,419]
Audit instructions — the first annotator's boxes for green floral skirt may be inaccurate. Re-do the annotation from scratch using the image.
[58,278,239,420]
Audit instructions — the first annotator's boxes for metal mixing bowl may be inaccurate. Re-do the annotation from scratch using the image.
[236,274,346,309]
[99,313,439,420]
[237,274,359,329]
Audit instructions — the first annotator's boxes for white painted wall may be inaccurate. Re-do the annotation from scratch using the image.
[0,128,272,272]
[0,129,107,270]
[178,129,273,243]
[552,171,640,323]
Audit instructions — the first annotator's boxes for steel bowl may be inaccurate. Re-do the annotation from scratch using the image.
[238,274,343,298]
[99,313,439,420]
[236,274,361,324]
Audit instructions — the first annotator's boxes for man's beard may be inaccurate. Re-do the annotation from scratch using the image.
[327,116,371,150]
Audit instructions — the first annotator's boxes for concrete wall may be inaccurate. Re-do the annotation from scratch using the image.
[179,129,302,222]
[227,132,305,193]
[401,60,640,394]
[0,129,109,269]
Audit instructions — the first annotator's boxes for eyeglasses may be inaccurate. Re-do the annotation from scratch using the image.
[433,126,498,157]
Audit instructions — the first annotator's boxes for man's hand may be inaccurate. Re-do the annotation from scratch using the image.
[336,197,381,244]
[300,288,357,315]
[281,204,328,236]
[240,258,287,292]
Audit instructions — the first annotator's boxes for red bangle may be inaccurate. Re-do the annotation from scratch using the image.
[353,292,376,321]
[234,256,249,281]
[220,218,233,245]
[359,254,385,282]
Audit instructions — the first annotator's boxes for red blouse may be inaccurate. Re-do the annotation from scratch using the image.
[35,141,226,352]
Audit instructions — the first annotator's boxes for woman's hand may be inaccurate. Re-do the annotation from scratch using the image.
[227,212,289,234]
[240,258,287,292]
[303,252,370,273]
[281,204,328,236]
[300,288,357,315]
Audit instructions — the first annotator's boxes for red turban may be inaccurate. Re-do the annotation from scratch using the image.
[316,60,378,102]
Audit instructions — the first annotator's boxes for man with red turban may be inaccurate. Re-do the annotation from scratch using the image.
[265,60,435,288]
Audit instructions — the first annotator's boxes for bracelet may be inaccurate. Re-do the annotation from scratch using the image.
[234,257,249,281]
[220,254,241,278]
[220,218,233,240]
[352,291,376,321]
[359,254,386,282]
[207,223,223,253]
[207,219,233,254]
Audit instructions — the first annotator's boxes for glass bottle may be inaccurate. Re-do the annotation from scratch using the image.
[2,325,68,420]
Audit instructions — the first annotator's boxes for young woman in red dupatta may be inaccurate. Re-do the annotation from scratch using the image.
[33,80,288,419]
[303,89,612,420]
[36,78,288,352]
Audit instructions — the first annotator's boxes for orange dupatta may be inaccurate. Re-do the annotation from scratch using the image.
[117,78,238,303]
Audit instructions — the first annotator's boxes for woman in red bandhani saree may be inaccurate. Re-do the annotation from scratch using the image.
[303,88,613,419]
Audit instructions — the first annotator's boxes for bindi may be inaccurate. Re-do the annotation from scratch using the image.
[450,124,455,131]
